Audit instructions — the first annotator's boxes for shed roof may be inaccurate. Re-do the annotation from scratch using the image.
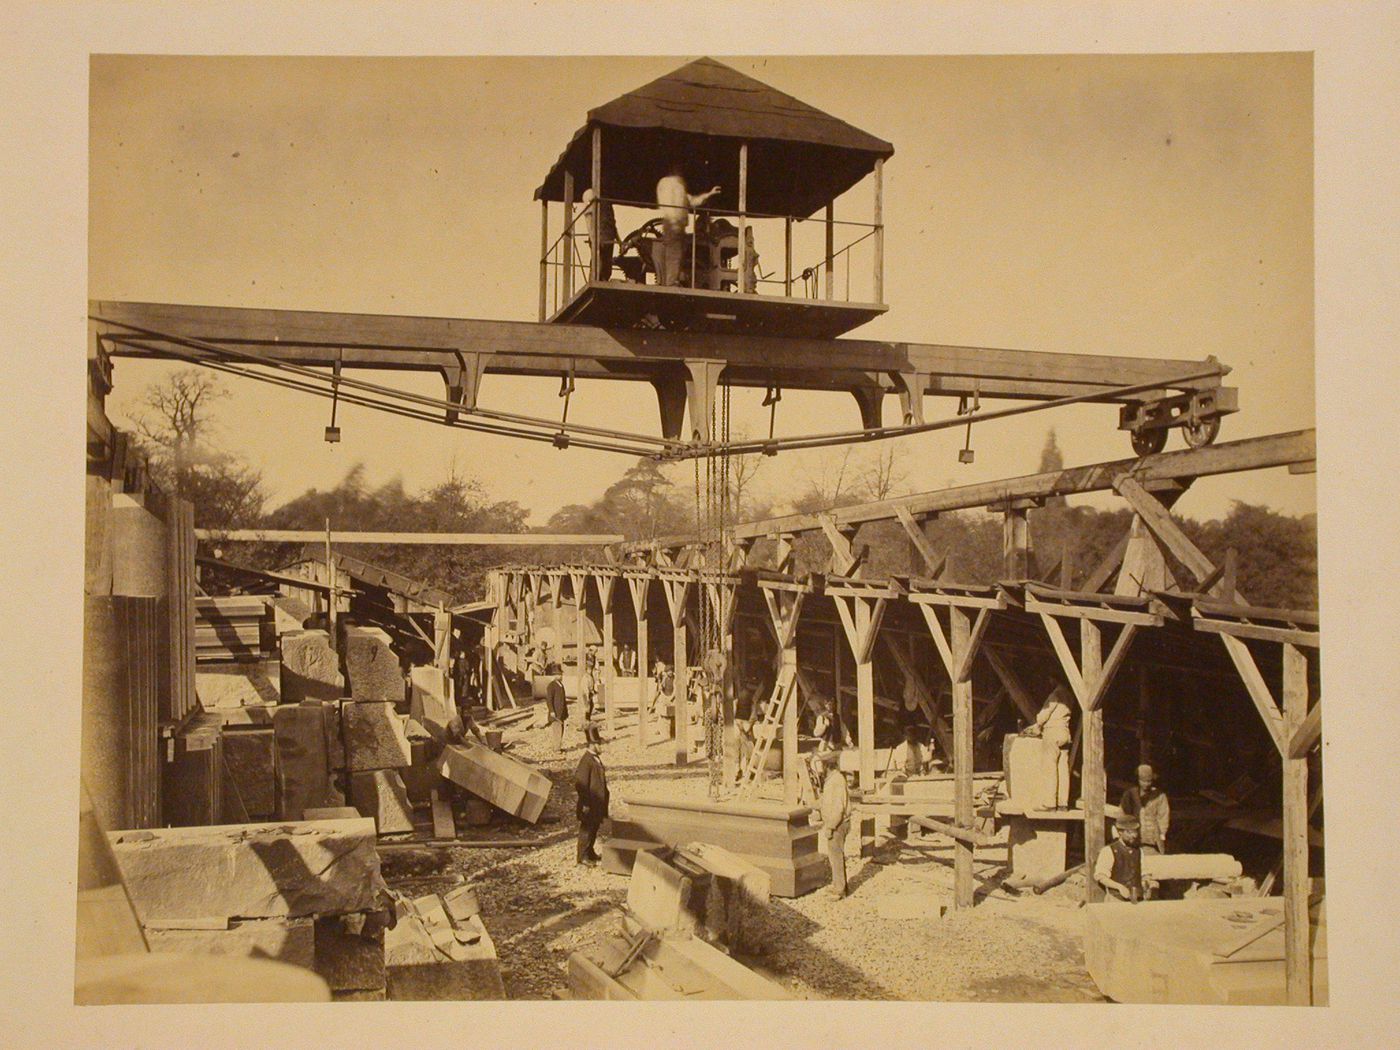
[535,58,893,218]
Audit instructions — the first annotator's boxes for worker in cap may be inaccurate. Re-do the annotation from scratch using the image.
[1119,762,1170,855]
[1023,684,1075,808]
[545,662,569,753]
[816,752,852,900]
[573,732,609,866]
[1094,815,1144,902]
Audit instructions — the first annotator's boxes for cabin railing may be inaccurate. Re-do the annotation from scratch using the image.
[538,195,883,320]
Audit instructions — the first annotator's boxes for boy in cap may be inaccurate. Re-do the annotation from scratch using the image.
[1094,815,1145,902]
[1119,762,1170,855]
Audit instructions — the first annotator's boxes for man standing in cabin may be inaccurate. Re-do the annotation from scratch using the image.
[1120,763,1170,856]
[655,162,721,287]
[574,735,609,867]
[545,663,569,753]
[818,754,852,900]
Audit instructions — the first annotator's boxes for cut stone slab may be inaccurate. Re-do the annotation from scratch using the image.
[384,895,503,1001]
[351,770,416,835]
[273,703,335,821]
[1007,817,1068,881]
[313,916,386,993]
[409,665,454,741]
[197,659,282,709]
[437,743,551,824]
[220,727,278,821]
[627,850,694,933]
[109,818,380,921]
[342,701,411,771]
[1004,733,1060,811]
[145,916,315,969]
[344,627,403,703]
[279,630,343,704]
[304,806,361,821]
[604,797,827,898]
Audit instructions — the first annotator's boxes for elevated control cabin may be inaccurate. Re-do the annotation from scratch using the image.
[535,58,893,338]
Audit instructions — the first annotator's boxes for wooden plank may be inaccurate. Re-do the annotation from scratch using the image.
[950,607,975,909]
[1219,634,1287,754]
[952,608,991,684]
[984,647,1041,724]
[431,790,456,841]
[1282,643,1311,1005]
[726,432,1311,543]
[1114,476,1239,599]
[1038,613,1087,705]
[1081,620,1106,905]
[855,597,877,858]
[1082,623,1140,712]
[894,506,945,577]
[1287,699,1322,760]
[196,529,623,545]
[917,602,955,679]
[1192,617,1320,648]
[910,816,996,848]
[1023,598,1161,627]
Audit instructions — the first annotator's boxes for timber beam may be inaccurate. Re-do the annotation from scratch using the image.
[93,300,1228,404]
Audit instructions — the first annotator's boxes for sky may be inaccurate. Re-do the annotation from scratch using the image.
[90,53,1315,524]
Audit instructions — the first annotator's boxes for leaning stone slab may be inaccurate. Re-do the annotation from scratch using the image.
[350,770,416,835]
[342,701,412,771]
[109,818,379,921]
[280,630,343,704]
[145,916,315,969]
[344,627,403,703]
[409,666,454,741]
[437,743,551,824]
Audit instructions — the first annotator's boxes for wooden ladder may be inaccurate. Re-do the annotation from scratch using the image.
[735,663,798,799]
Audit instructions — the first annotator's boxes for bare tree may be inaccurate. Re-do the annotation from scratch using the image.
[791,446,859,513]
[858,445,909,502]
[129,368,264,529]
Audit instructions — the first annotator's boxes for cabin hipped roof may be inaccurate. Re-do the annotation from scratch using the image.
[535,58,893,218]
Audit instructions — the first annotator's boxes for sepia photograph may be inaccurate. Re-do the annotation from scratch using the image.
[78,49,1326,1007]
[4,3,1393,1043]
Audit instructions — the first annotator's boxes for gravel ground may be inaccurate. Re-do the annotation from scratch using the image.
[378,711,1103,1002]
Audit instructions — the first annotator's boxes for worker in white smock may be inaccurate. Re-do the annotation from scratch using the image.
[655,162,721,287]
[1022,684,1074,809]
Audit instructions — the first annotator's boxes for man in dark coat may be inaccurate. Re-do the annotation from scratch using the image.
[544,663,568,752]
[574,736,609,865]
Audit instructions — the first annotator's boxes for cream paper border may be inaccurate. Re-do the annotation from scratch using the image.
[3,2,1397,1047]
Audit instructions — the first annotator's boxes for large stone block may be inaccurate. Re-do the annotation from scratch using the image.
[344,627,403,703]
[409,665,454,741]
[342,701,411,771]
[109,818,380,921]
[1004,733,1060,810]
[279,630,344,704]
[603,797,827,898]
[273,703,339,821]
[220,727,278,821]
[197,659,282,709]
[437,743,551,824]
[384,895,503,1001]
[350,770,416,835]
[313,916,386,993]
[145,916,315,969]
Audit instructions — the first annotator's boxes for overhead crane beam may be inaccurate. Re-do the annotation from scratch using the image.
[91,301,1230,442]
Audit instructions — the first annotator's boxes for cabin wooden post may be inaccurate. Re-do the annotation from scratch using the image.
[672,590,690,766]
[784,216,793,296]
[570,571,588,703]
[738,142,749,294]
[538,199,549,321]
[873,157,884,305]
[824,202,835,300]
[562,171,575,302]
[590,127,603,283]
